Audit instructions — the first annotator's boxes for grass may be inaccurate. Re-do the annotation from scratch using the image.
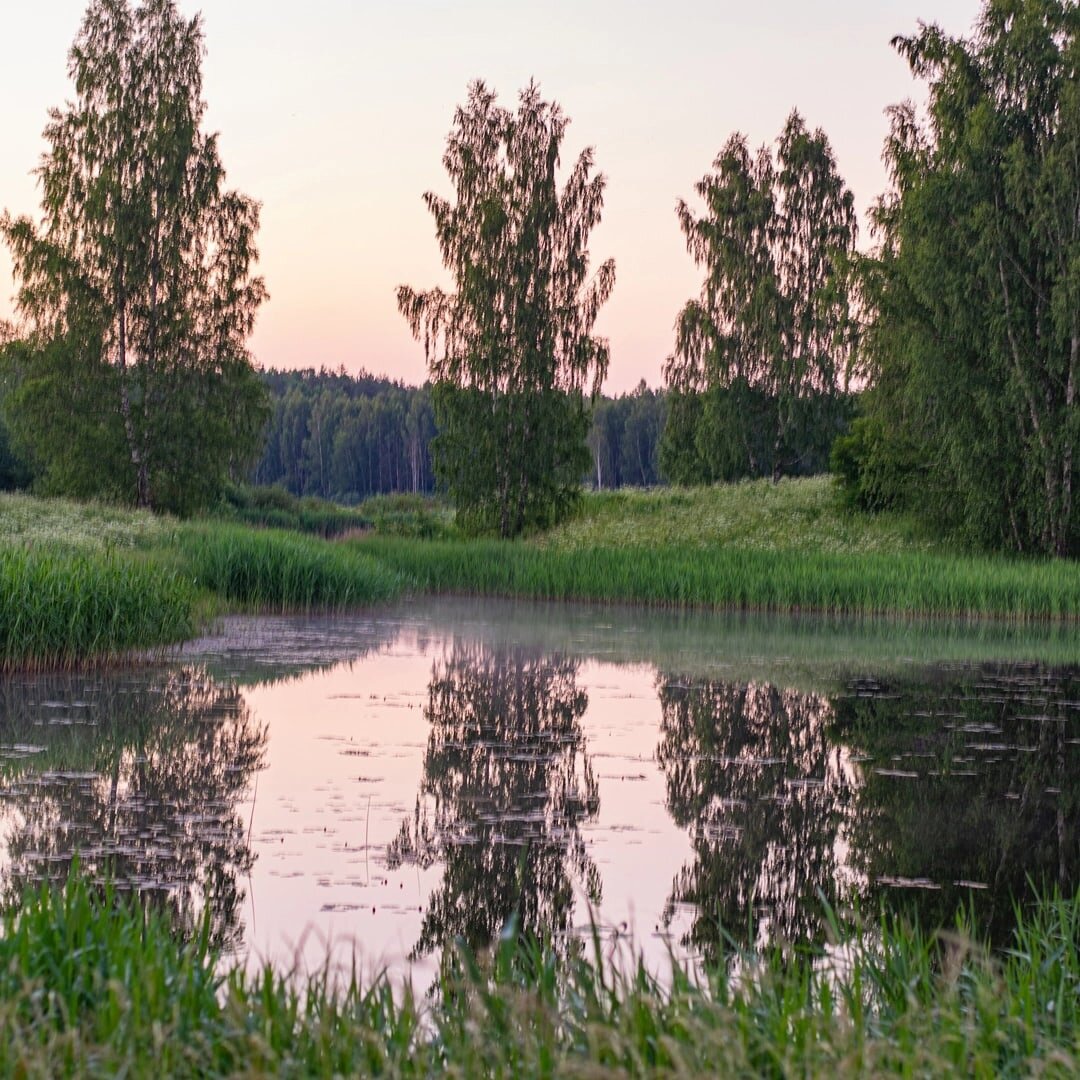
[0,546,195,672]
[176,523,404,612]
[0,871,1077,1077]
[216,483,374,538]
[350,477,1080,620]
[1,478,1077,671]
[0,493,405,669]
[543,476,945,555]
[358,535,1080,619]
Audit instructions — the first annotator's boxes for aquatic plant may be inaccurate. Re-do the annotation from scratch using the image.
[0,547,194,671]
[178,523,404,611]
[358,536,1080,620]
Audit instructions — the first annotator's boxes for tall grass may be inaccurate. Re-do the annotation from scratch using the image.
[0,872,1076,1076]
[178,523,404,611]
[0,548,195,672]
[358,537,1080,619]
[214,482,374,538]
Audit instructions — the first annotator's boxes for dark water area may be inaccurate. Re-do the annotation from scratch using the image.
[0,599,1076,981]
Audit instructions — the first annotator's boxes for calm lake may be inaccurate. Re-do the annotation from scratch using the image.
[0,598,1077,985]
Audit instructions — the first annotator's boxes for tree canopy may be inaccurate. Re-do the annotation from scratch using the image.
[854,0,1079,555]
[1,0,267,515]
[662,112,858,484]
[398,81,615,537]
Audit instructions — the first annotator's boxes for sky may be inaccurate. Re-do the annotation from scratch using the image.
[0,0,983,394]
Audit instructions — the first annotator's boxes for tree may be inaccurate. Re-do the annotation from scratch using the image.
[1,0,268,514]
[858,0,1079,555]
[662,113,857,483]
[398,81,615,537]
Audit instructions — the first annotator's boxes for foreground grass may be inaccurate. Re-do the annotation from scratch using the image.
[0,547,196,671]
[1,874,1077,1077]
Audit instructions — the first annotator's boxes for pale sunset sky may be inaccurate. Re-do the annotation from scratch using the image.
[1,0,982,393]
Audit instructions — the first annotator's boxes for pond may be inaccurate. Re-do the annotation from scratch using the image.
[0,598,1076,986]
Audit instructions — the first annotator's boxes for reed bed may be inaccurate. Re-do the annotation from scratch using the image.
[0,873,1076,1077]
[0,547,195,672]
[178,523,405,612]
[357,537,1080,620]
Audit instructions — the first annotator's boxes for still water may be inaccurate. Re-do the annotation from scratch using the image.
[0,598,1076,984]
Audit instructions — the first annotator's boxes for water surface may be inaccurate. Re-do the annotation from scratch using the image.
[0,598,1076,983]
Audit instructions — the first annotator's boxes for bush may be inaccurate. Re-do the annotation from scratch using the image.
[831,415,924,512]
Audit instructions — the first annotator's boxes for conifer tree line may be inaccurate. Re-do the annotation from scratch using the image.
[248,369,667,502]
[0,0,1076,553]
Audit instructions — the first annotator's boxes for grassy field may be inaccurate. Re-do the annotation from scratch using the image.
[0,493,407,670]
[1,479,1078,670]
[356,478,1080,620]
[541,476,945,555]
[0,872,1076,1077]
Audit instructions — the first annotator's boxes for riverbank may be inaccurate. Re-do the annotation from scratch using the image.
[2,872,1076,1077]
[2,479,1079,670]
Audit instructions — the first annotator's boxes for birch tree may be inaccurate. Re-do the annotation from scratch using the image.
[398,81,615,537]
[663,113,857,482]
[863,0,1079,555]
[2,0,267,513]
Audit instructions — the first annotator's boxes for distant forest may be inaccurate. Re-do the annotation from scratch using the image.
[253,368,667,502]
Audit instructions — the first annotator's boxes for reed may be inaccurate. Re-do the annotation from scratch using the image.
[0,872,1075,1077]
[357,537,1080,620]
[0,547,195,672]
[178,523,404,611]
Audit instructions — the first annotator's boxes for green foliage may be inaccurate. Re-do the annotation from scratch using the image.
[0,870,1077,1076]
[178,523,404,611]
[359,492,458,539]
[664,112,858,483]
[253,367,437,501]
[0,546,195,672]
[216,482,372,537]
[862,0,1080,555]
[830,414,926,512]
[1,0,268,516]
[399,81,615,537]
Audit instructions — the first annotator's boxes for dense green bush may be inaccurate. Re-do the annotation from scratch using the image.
[830,415,925,513]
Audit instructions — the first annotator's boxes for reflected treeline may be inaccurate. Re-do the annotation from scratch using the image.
[656,679,854,963]
[832,663,1080,944]
[387,644,600,959]
[656,663,1080,965]
[0,668,267,950]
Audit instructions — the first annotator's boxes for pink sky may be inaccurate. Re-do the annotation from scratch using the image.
[0,1,983,394]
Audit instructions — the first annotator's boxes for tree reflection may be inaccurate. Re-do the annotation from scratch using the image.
[387,643,600,958]
[656,678,855,964]
[657,663,1080,964]
[832,663,1080,945]
[0,668,267,950]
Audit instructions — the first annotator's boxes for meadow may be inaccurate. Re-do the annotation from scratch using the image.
[2,478,1079,670]
[0,872,1077,1078]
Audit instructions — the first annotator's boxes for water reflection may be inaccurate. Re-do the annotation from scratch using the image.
[387,643,600,958]
[0,602,1075,981]
[656,678,855,963]
[656,663,1080,964]
[833,663,1080,943]
[0,669,267,948]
